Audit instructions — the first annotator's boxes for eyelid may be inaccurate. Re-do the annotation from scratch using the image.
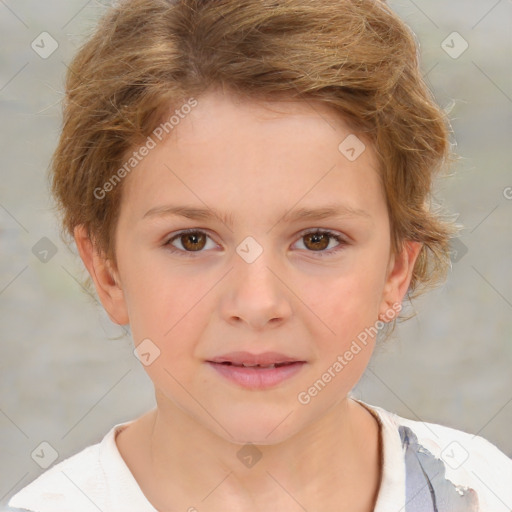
[294,228,349,257]
[297,227,348,242]
[164,227,349,257]
[163,228,219,252]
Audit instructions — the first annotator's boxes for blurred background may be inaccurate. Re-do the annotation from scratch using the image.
[1,0,511,508]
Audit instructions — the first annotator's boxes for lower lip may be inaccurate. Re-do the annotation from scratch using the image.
[207,362,305,390]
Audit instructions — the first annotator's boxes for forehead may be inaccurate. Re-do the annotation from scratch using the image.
[174,88,365,144]
[119,88,384,224]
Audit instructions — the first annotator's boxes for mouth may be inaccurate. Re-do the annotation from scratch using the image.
[206,353,306,389]
[213,361,298,369]
[207,351,305,367]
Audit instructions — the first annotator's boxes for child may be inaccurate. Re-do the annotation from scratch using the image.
[8,0,512,511]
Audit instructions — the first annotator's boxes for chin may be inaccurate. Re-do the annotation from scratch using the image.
[205,405,306,447]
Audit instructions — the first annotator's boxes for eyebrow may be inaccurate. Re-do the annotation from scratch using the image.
[142,202,372,227]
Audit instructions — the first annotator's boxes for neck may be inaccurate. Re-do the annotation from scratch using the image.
[124,395,382,512]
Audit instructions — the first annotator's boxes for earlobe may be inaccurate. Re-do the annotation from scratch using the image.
[73,225,129,326]
[379,241,423,318]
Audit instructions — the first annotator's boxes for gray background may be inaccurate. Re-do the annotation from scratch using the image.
[1,0,511,507]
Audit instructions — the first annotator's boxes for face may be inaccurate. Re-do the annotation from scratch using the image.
[81,88,420,444]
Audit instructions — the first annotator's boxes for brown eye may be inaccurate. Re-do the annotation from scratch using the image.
[179,231,207,251]
[303,232,331,251]
[294,230,347,257]
[166,230,214,255]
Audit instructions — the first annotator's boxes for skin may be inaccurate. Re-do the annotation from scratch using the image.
[75,87,422,512]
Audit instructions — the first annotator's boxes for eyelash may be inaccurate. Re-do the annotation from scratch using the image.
[163,228,348,258]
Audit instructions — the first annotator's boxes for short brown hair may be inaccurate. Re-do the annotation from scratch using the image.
[51,0,459,307]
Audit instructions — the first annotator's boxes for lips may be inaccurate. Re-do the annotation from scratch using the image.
[216,361,292,369]
[207,351,304,367]
[206,351,306,390]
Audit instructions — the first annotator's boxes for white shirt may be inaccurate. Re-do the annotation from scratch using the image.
[7,399,512,512]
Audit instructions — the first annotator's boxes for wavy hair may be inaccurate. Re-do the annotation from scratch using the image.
[50,0,459,318]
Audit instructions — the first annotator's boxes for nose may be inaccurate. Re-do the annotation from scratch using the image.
[219,247,293,331]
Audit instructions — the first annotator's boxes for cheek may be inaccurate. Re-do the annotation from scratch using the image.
[120,254,212,358]
[308,277,381,390]
[313,262,387,330]
[115,246,169,337]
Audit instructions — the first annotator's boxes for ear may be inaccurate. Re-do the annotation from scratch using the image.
[74,225,129,326]
[379,240,423,319]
